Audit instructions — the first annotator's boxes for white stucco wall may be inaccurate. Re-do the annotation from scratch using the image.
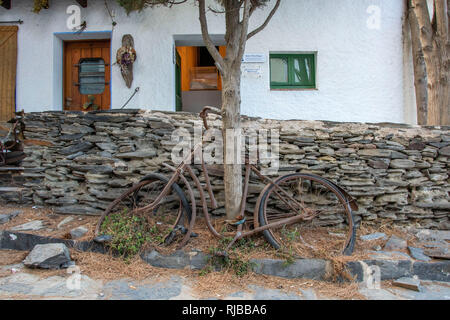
[0,0,416,124]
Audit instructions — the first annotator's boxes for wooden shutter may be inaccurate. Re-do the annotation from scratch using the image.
[0,26,18,121]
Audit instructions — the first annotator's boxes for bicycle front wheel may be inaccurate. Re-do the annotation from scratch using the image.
[95,173,192,247]
[257,173,356,256]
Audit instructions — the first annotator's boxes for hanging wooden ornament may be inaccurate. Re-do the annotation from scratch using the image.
[116,34,137,88]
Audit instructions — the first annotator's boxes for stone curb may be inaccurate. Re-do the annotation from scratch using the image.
[0,231,106,254]
[1,231,449,282]
[141,249,450,282]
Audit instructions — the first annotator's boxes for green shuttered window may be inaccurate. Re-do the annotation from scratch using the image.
[270,53,316,89]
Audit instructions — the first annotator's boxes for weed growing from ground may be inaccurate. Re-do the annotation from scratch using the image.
[100,209,169,260]
[200,237,257,277]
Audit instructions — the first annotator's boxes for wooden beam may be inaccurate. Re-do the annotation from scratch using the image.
[76,0,88,8]
[1,0,12,10]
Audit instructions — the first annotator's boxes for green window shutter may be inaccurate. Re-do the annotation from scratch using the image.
[270,53,316,89]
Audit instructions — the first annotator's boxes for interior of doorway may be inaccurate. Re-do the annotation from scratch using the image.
[176,45,226,113]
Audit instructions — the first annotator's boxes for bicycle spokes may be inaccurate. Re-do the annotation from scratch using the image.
[258,174,355,257]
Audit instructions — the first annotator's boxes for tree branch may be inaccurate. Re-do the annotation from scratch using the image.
[236,0,251,63]
[414,0,434,50]
[198,0,225,74]
[408,0,429,124]
[435,0,449,42]
[247,0,281,39]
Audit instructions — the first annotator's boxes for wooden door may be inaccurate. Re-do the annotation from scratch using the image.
[0,26,18,121]
[64,40,111,111]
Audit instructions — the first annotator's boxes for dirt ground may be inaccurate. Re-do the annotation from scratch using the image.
[0,205,440,300]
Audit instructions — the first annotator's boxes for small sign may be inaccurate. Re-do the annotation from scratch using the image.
[242,65,262,78]
[242,53,266,63]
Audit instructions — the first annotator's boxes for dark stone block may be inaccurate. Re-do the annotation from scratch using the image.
[390,151,408,159]
[141,250,190,269]
[251,258,329,280]
[60,133,86,141]
[59,141,93,155]
[345,259,412,281]
[439,146,450,157]
[408,141,426,151]
[0,231,106,254]
[413,261,450,281]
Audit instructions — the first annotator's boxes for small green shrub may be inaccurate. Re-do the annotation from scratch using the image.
[100,210,164,259]
[202,238,256,277]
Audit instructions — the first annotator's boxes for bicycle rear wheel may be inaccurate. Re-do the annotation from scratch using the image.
[257,173,356,256]
[95,173,192,247]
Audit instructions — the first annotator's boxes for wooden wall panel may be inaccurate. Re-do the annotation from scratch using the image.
[0,26,18,122]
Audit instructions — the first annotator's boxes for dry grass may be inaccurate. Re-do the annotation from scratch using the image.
[188,270,365,300]
[70,250,179,282]
[0,205,423,300]
[0,205,98,241]
[0,249,28,266]
[67,247,367,300]
[0,249,66,279]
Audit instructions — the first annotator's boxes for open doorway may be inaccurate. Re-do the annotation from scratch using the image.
[175,45,226,113]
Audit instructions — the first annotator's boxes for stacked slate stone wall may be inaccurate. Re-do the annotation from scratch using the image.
[0,110,448,229]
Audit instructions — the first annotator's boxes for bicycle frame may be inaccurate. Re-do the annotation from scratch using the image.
[133,109,324,249]
[96,107,358,254]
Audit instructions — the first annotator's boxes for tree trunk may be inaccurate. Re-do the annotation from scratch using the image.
[411,0,449,125]
[427,39,449,125]
[408,0,428,125]
[197,0,281,219]
[221,67,243,219]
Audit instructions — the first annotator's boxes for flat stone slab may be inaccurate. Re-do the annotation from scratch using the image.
[408,247,431,262]
[23,243,72,269]
[368,250,412,260]
[346,259,413,282]
[424,246,450,260]
[70,226,88,239]
[393,277,422,292]
[250,258,329,280]
[0,210,22,224]
[415,229,450,242]
[116,150,157,159]
[94,235,112,243]
[0,273,102,299]
[11,220,44,231]
[360,232,387,241]
[248,285,301,300]
[101,278,184,300]
[412,261,450,282]
[384,235,407,252]
[141,250,210,270]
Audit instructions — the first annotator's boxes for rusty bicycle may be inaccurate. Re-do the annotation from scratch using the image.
[95,107,358,256]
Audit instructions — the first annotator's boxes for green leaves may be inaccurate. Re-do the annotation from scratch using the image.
[101,212,153,258]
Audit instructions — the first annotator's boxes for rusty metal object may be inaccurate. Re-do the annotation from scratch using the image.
[162,163,197,249]
[1,111,27,167]
[185,164,223,239]
[99,106,357,255]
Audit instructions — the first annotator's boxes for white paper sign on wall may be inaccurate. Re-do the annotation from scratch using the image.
[242,53,266,63]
